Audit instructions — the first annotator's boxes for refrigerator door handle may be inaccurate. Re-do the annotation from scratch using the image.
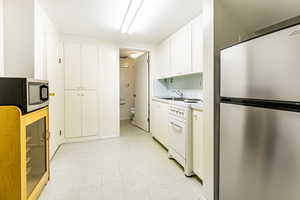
[221,97,300,112]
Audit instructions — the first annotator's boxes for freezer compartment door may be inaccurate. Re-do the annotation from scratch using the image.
[220,103,300,200]
[221,24,300,102]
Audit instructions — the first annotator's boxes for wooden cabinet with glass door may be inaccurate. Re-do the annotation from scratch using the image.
[0,106,49,200]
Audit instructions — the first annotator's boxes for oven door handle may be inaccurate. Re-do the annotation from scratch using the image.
[170,121,183,130]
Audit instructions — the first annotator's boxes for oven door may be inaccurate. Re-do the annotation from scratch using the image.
[169,117,186,158]
[27,79,49,112]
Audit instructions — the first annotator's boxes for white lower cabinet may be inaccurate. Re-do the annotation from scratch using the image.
[151,100,169,148]
[65,90,98,138]
[65,91,82,138]
[82,91,99,136]
[192,109,204,180]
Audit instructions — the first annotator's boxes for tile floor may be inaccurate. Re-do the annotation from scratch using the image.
[39,121,203,200]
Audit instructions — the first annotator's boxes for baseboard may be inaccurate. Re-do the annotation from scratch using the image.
[62,134,120,144]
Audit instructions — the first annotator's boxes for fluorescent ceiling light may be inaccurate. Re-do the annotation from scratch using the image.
[120,0,144,34]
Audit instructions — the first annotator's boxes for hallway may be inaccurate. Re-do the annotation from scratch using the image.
[39,121,203,200]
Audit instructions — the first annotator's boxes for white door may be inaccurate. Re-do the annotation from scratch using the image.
[65,91,82,138]
[161,102,170,148]
[192,16,204,73]
[193,110,204,179]
[81,44,99,90]
[82,90,98,136]
[47,35,64,158]
[64,43,81,90]
[134,53,149,132]
[151,100,161,141]
[171,24,192,75]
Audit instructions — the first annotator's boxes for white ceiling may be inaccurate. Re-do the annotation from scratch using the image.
[220,0,300,33]
[39,0,203,44]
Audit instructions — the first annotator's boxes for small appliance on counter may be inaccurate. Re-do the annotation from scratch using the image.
[0,77,49,113]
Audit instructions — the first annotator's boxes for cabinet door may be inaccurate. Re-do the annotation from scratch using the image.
[81,45,99,90]
[82,91,98,136]
[191,16,204,73]
[158,39,171,78]
[151,101,169,149]
[64,43,81,90]
[65,91,82,138]
[161,102,170,148]
[151,101,159,139]
[171,24,192,75]
[192,110,204,179]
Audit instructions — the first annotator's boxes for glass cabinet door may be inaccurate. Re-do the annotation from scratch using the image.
[26,117,47,197]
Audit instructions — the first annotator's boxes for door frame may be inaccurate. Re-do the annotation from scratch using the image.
[118,48,151,132]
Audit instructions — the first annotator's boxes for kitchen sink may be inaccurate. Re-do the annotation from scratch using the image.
[161,97,202,102]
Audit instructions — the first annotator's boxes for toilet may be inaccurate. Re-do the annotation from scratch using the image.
[130,107,135,124]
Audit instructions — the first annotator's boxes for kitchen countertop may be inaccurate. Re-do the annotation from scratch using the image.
[191,103,204,111]
[152,97,204,109]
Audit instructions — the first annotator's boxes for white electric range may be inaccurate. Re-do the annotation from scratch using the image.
[167,99,203,177]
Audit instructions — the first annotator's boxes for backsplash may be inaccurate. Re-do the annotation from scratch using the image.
[154,74,203,99]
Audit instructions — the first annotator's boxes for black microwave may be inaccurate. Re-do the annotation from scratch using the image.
[0,78,49,113]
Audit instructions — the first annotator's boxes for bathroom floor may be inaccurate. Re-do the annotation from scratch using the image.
[39,121,203,200]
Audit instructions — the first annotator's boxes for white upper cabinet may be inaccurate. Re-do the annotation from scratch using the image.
[154,15,203,79]
[64,42,99,90]
[64,43,81,90]
[81,45,99,90]
[170,24,192,75]
[191,15,204,73]
[157,39,171,78]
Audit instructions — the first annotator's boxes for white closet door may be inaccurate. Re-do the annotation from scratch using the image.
[82,90,98,136]
[81,44,98,90]
[134,53,149,132]
[65,91,82,138]
[64,43,81,90]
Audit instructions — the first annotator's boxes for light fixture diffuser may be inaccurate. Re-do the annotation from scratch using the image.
[120,0,144,34]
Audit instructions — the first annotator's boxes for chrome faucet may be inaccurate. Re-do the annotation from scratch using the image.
[173,89,183,97]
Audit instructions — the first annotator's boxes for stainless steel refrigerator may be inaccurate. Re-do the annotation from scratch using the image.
[220,24,300,200]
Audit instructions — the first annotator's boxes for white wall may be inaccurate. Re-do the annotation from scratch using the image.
[35,2,64,158]
[100,43,120,137]
[153,74,203,99]
[202,0,215,199]
[3,0,35,77]
[120,58,136,121]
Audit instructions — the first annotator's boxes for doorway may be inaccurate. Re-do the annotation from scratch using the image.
[119,48,150,133]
